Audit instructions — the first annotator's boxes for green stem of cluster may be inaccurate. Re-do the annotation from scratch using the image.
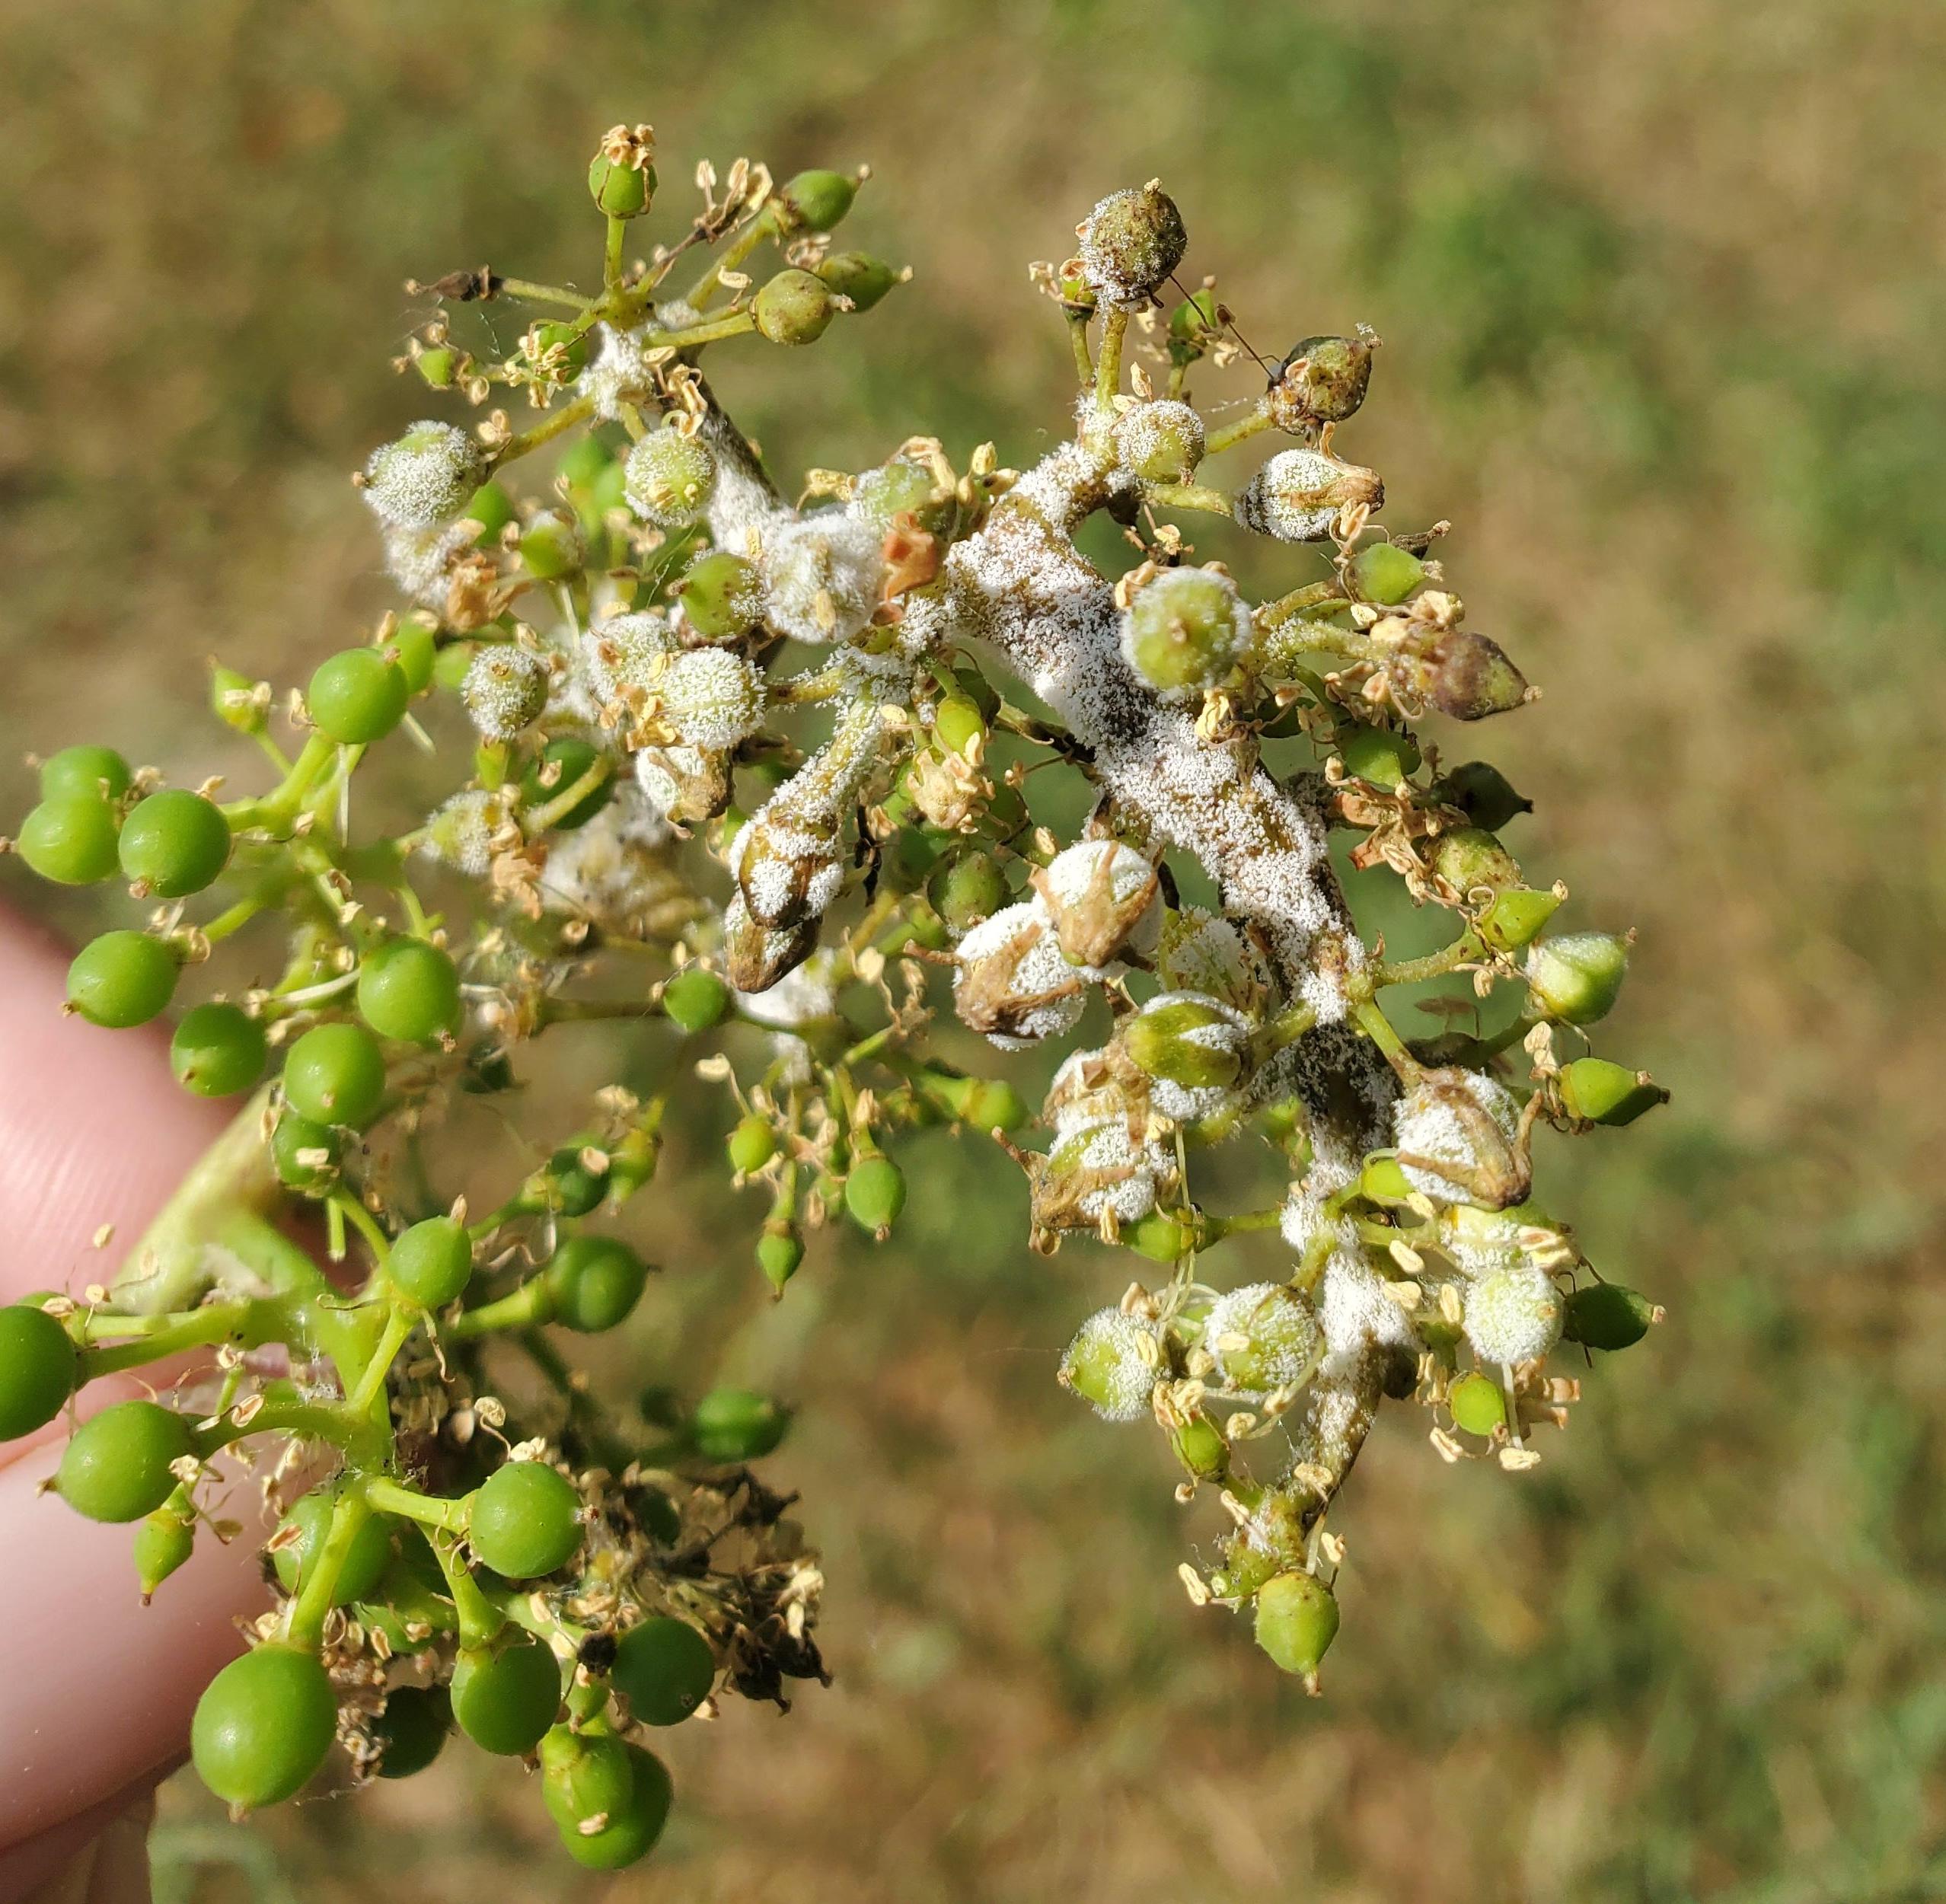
[1144,480,1234,518]
[1094,306,1129,409]
[446,1277,553,1340]
[1204,407,1274,458]
[286,1485,376,1650]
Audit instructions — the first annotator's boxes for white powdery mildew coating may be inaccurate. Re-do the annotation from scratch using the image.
[1042,839,1163,958]
[758,512,885,644]
[382,521,476,608]
[1156,907,1268,1009]
[420,789,516,879]
[1065,1309,1156,1422]
[537,785,673,917]
[1115,399,1205,481]
[1463,1262,1564,1367]
[1316,1245,1421,1376]
[582,324,657,423]
[660,648,766,750]
[1053,1117,1172,1223]
[581,611,678,704]
[1203,1282,1322,1396]
[1394,1070,1522,1206]
[634,743,710,817]
[461,647,550,742]
[735,952,838,1030]
[364,421,485,531]
[1234,448,1348,544]
[955,898,1096,1050]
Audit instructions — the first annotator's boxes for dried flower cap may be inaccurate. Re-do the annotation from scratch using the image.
[1463,1261,1565,1367]
[1044,1044,1143,1137]
[461,646,550,742]
[363,421,486,531]
[1036,839,1161,967]
[1389,626,1531,722]
[1119,566,1252,700]
[1202,1282,1323,1398]
[1061,1308,1156,1421]
[952,900,1093,1050]
[758,513,885,644]
[1235,448,1383,544]
[659,649,766,751]
[625,428,716,529]
[1393,1067,1530,1210]
[1077,183,1188,309]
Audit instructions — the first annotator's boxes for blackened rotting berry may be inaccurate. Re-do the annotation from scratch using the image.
[578,1631,618,1673]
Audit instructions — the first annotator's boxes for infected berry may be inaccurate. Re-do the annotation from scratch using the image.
[1116,400,1205,483]
[461,647,550,742]
[1077,183,1187,308]
[1236,448,1383,544]
[676,551,764,639]
[624,429,715,528]
[363,421,486,531]
[1202,1283,1322,1398]
[1121,565,1251,699]
[117,789,231,897]
[1060,1309,1153,1421]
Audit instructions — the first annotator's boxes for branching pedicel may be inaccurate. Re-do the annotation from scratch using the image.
[0,124,1665,1866]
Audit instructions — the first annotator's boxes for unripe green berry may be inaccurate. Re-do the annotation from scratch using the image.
[1121,566,1251,699]
[927,848,1009,933]
[117,789,231,897]
[544,1235,649,1332]
[1335,723,1421,790]
[1563,1280,1657,1351]
[210,665,270,734]
[677,550,764,638]
[282,1022,388,1128]
[192,1645,338,1809]
[413,344,459,389]
[816,249,900,311]
[556,1744,672,1870]
[728,1115,777,1175]
[16,796,120,885]
[1447,1370,1507,1437]
[624,428,716,527]
[271,1111,340,1192]
[67,931,178,1028]
[463,480,518,541]
[39,745,132,802]
[308,649,409,745]
[1430,825,1521,897]
[380,616,439,697]
[1127,1210,1196,1263]
[461,646,550,742]
[777,167,857,233]
[1254,1570,1341,1689]
[519,508,585,581]
[521,737,612,831]
[1558,1057,1668,1126]
[611,1615,715,1727]
[1476,885,1562,953]
[1126,992,1248,1091]
[270,1485,394,1605]
[1434,760,1533,831]
[357,937,462,1045]
[1357,1154,1416,1205]
[1060,1308,1154,1421]
[57,1399,194,1522]
[363,421,486,530]
[470,1460,584,1578]
[170,1002,267,1097]
[1170,1413,1229,1481]
[754,268,837,346]
[853,456,949,532]
[662,965,732,1032]
[1351,540,1425,605]
[757,1225,803,1293]
[543,1146,609,1217]
[451,1635,563,1755]
[1525,932,1629,1025]
[0,1304,78,1440]
[844,1153,906,1238]
[373,1686,449,1780]
[1168,287,1222,363]
[588,132,656,218]
[133,1501,196,1598]
[541,1724,634,1829]
[1078,183,1188,308]
[388,1216,474,1309]
[691,1386,787,1462]
[519,320,589,384]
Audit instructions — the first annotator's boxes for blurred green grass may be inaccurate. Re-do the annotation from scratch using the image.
[6,1,1946,1899]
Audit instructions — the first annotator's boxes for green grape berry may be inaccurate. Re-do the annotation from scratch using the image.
[356,937,462,1044]
[777,167,857,232]
[192,1645,339,1810]
[1335,723,1421,789]
[844,1153,906,1238]
[66,931,178,1029]
[1060,1309,1154,1421]
[557,1744,672,1871]
[381,615,439,697]
[1351,540,1425,605]
[519,509,585,582]
[544,1235,649,1333]
[282,1022,388,1127]
[0,1304,78,1440]
[588,126,656,218]
[1563,1280,1657,1351]
[470,1459,584,1578]
[271,1111,340,1192]
[117,789,231,897]
[451,1635,563,1753]
[1434,759,1533,831]
[270,1485,394,1605]
[624,428,716,528]
[757,1226,803,1293]
[16,796,121,885]
[1476,885,1562,954]
[39,744,132,802]
[1078,183,1188,308]
[170,1003,267,1097]
[1525,933,1629,1025]
[1430,826,1521,898]
[754,269,838,346]
[611,1615,715,1727]
[1559,1057,1669,1126]
[541,1724,636,1827]
[1170,1413,1230,1481]
[1447,1370,1507,1437]
[727,1115,777,1175]
[662,965,732,1032]
[463,480,518,541]
[1254,1570,1341,1689]
[691,1387,787,1462]
[927,848,1009,932]
[521,738,612,831]
[56,1399,195,1523]
[676,551,764,639]
[373,1685,450,1780]
[816,250,901,311]
[1121,566,1251,699]
[543,1146,609,1218]
[307,648,410,745]
[521,320,589,384]
[388,1216,474,1308]
[134,1501,196,1598]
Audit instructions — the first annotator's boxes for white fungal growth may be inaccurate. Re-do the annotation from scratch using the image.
[1393,1070,1523,1207]
[1049,1118,1172,1224]
[1156,907,1268,1011]
[1202,1282,1323,1398]
[363,420,486,530]
[1040,838,1163,962]
[954,899,1096,1051]
[461,647,550,742]
[1076,184,1187,309]
[633,742,715,819]
[1463,1263,1564,1367]
[735,952,838,1030]
[758,512,885,643]
[1234,448,1383,544]
[625,429,716,529]
[1061,1307,1157,1422]
[581,324,656,423]
[659,649,766,750]
[420,788,518,878]
[580,611,678,705]
[382,521,477,608]
[536,786,677,927]
[1114,400,1205,483]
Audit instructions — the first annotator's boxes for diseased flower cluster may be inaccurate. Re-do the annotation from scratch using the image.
[0,121,1663,1867]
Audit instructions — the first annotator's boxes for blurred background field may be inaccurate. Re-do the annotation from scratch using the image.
[5,1,1946,1899]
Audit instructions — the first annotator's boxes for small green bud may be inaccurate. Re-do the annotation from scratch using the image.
[1121,565,1251,699]
[754,268,838,346]
[624,428,716,528]
[518,320,589,384]
[1392,627,1531,722]
[777,167,858,233]
[588,126,656,218]
[1168,287,1222,365]
[1433,759,1533,831]
[816,250,901,311]
[728,1115,777,1175]
[518,509,585,582]
[133,1500,196,1599]
[209,665,269,735]
[1351,540,1424,605]
[844,1153,906,1239]
[662,965,732,1033]
[1077,183,1188,308]
[927,849,1009,933]
[1563,1280,1657,1351]
[1127,1210,1195,1262]
[1525,932,1629,1025]
[676,551,764,638]
[1170,1413,1230,1481]
[1271,329,1377,427]
[1236,448,1383,543]
[1477,885,1562,953]
[1447,1370,1506,1437]
[1253,1570,1340,1690]
[1060,1308,1156,1421]
[462,480,518,541]
[1430,825,1521,898]
[910,1067,1029,1132]
[1335,722,1420,789]
[757,1224,803,1295]
[1125,992,1248,1092]
[381,614,439,697]
[692,1386,788,1462]
[1559,1057,1668,1126]
[413,344,459,389]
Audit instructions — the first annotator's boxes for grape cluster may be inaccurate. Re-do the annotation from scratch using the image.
[2,114,1660,1864]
